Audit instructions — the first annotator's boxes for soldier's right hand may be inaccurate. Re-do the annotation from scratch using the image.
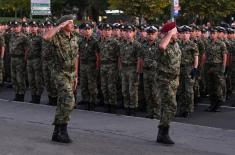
[168,27,177,35]
[58,20,73,29]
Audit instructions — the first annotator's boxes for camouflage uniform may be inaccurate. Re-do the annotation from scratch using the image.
[42,39,58,102]
[204,39,227,109]
[224,39,234,99]
[193,38,205,101]
[50,31,79,125]
[78,36,99,105]
[155,41,181,126]
[9,32,30,96]
[139,40,160,118]
[0,34,5,84]
[120,40,140,109]
[27,33,43,98]
[177,40,199,114]
[3,31,12,83]
[230,39,235,93]
[99,38,120,106]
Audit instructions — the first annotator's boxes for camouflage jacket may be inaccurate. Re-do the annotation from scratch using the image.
[205,39,227,64]
[139,40,160,70]
[78,36,99,65]
[156,41,182,79]
[179,40,199,66]
[120,40,141,67]
[28,33,43,59]
[9,32,30,57]
[49,31,79,74]
[99,37,120,65]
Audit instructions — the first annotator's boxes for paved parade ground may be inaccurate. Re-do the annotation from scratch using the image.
[0,87,235,155]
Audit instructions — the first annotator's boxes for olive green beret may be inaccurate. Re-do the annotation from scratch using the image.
[57,14,75,25]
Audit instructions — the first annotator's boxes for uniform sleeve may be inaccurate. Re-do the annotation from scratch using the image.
[220,42,228,55]
[192,42,199,56]
[0,36,5,47]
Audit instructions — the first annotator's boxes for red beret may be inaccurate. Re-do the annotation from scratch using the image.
[161,22,176,33]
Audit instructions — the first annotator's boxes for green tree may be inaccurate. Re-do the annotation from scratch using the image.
[109,0,171,23]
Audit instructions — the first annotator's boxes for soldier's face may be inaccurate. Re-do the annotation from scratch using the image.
[113,29,120,37]
[104,29,112,37]
[31,26,38,33]
[63,21,74,32]
[140,31,147,38]
[14,26,21,33]
[182,32,190,40]
[126,30,134,40]
[147,32,157,41]
[211,33,218,39]
[84,28,93,37]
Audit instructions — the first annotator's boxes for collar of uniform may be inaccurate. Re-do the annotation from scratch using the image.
[60,30,75,39]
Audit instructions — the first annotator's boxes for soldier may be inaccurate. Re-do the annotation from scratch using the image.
[155,22,181,145]
[176,26,199,118]
[191,25,205,105]
[3,22,13,84]
[202,28,228,112]
[137,24,147,112]
[138,26,160,118]
[0,29,5,85]
[99,23,120,113]
[43,15,79,143]
[27,21,43,104]
[120,25,140,116]
[42,21,58,106]
[225,28,235,102]
[78,23,99,111]
[22,22,30,36]
[9,21,30,102]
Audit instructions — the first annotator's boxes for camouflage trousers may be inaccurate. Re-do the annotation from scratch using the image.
[100,64,117,105]
[0,58,3,84]
[143,70,158,117]
[3,50,11,82]
[232,59,235,92]
[53,71,76,125]
[42,60,57,98]
[204,63,226,103]
[121,66,138,109]
[177,66,195,113]
[11,57,26,95]
[80,64,97,103]
[155,74,179,127]
[27,59,43,96]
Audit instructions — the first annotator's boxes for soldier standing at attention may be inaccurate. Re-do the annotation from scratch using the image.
[99,23,120,113]
[202,28,228,112]
[9,21,30,102]
[0,31,5,85]
[120,25,141,116]
[78,23,100,111]
[155,23,181,145]
[43,15,79,143]
[42,21,58,106]
[176,26,199,118]
[27,21,43,104]
[138,26,160,118]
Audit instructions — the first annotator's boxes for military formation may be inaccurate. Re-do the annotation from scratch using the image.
[0,15,235,145]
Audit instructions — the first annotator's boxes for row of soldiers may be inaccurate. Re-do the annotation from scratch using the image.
[0,20,234,118]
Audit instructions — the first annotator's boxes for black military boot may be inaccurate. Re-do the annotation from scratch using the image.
[18,94,25,102]
[129,108,136,116]
[89,102,95,111]
[31,95,40,104]
[104,104,111,113]
[205,99,216,112]
[47,96,53,105]
[51,124,60,142]
[51,97,58,106]
[156,125,175,145]
[110,105,117,114]
[55,124,72,143]
[212,101,222,112]
[13,94,20,101]
[125,108,131,116]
